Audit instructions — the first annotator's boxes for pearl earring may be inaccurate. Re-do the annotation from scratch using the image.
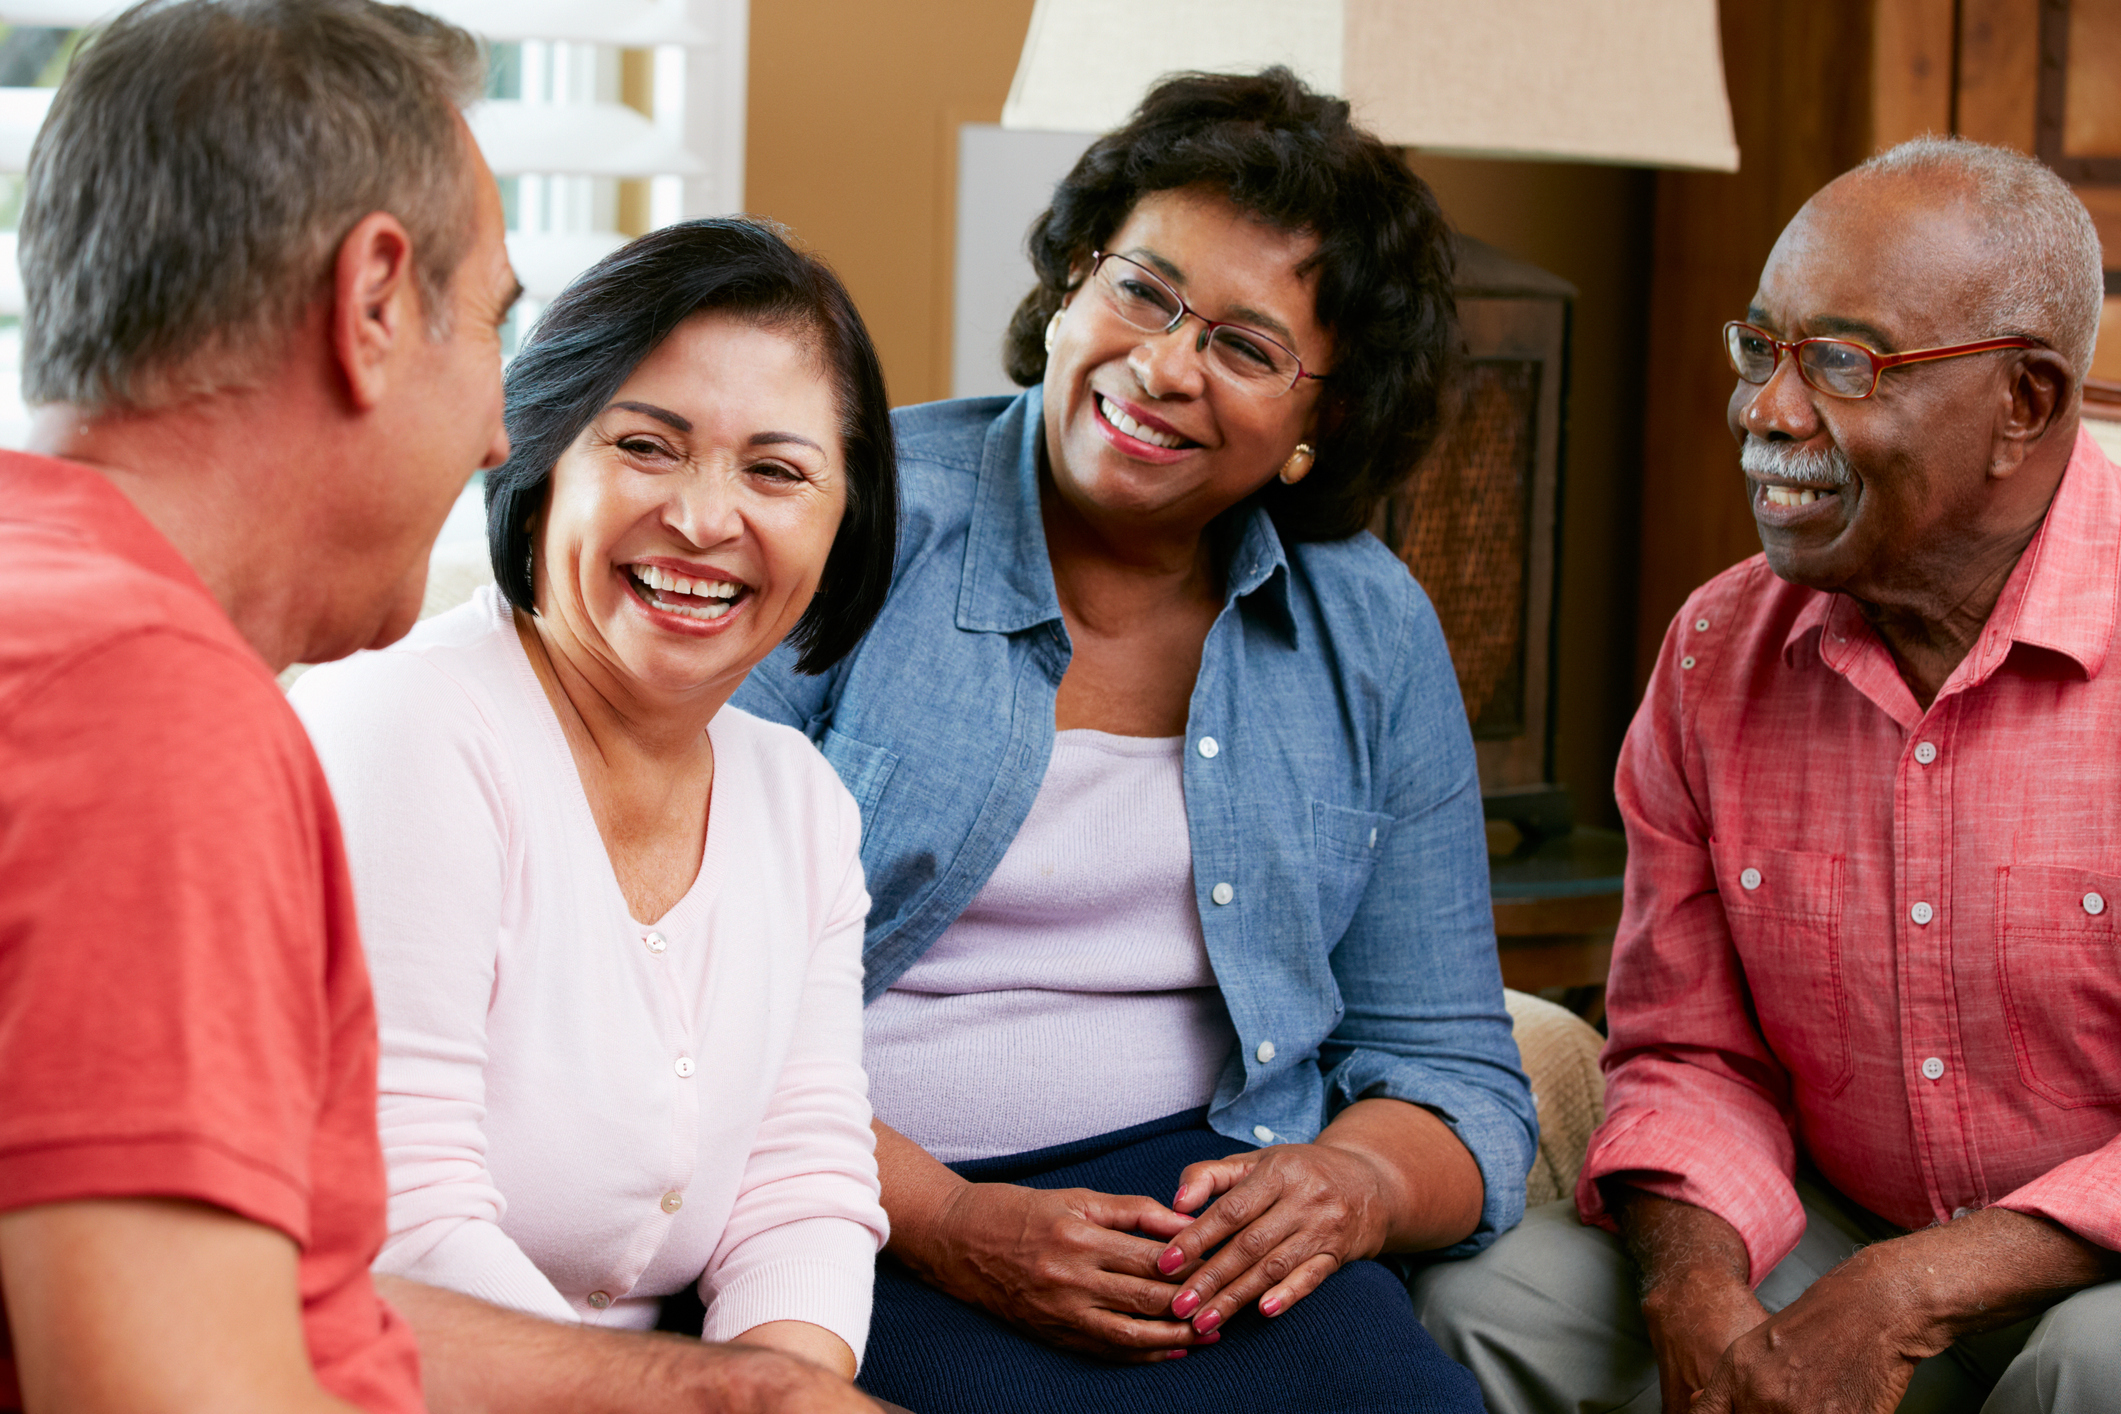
[1278,443,1315,485]
[1044,308,1064,352]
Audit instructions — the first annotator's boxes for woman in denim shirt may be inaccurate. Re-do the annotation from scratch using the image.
[735,68,1533,1413]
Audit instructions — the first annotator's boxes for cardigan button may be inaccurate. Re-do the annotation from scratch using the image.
[674,1057,696,1079]
[587,1291,611,1309]
[644,931,667,954]
[661,1191,684,1214]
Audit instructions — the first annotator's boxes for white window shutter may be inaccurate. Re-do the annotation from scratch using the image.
[0,1,748,441]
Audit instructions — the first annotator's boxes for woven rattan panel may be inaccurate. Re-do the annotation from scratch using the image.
[1386,358,1539,737]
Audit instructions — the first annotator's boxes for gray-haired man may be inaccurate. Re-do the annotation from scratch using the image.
[1415,137,2121,1414]
[0,4,877,1413]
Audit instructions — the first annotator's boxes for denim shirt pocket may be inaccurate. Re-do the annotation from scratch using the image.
[1996,863,2121,1108]
[1712,841,1852,1098]
[1312,800,1394,944]
[819,727,901,832]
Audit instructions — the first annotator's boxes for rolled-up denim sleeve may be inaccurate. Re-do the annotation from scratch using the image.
[1318,586,1537,1257]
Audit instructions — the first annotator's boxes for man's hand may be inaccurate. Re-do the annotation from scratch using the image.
[899,1181,1200,1361]
[379,1276,886,1414]
[0,1197,362,1414]
[1610,1186,1768,1414]
[1691,1207,2121,1414]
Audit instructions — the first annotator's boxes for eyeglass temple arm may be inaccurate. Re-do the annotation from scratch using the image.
[1871,336,2040,371]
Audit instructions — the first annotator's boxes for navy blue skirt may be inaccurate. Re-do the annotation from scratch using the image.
[856,1110,1483,1414]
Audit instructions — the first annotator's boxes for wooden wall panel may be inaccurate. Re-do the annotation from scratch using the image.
[2065,0,2121,156]
[1633,2,1875,683]
[1957,0,2041,150]
[1872,0,1958,145]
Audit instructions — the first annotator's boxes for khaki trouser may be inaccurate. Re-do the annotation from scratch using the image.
[1408,1181,2121,1414]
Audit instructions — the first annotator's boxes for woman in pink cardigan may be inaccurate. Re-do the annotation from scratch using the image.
[292,220,901,1413]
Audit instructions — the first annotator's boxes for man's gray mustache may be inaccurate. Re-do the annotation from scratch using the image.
[1741,437,1852,487]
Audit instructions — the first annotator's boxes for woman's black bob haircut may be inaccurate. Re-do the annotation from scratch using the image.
[485,217,897,674]
[1005,67,1455,542]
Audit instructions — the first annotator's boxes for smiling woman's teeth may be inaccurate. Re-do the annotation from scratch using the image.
[1098,393,1184,449]
[630,563,742,620]
[1763,486,1824,507]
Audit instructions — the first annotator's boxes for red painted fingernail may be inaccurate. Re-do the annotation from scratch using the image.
[1194,1309,1222,1335]
[1158,1248,1184,1276]
[1164,1348,1187,1361]
[1260,1295,1282,1316]
[1172,1188,1186,1208]
[1198,1331,1221,1345]
[1170,1289,1199,1317]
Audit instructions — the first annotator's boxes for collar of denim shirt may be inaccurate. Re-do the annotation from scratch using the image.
[952,387,1299,642]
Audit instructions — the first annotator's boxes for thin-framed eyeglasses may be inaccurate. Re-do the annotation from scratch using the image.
[1086,251,1327,398]
[1723,320,2039,400]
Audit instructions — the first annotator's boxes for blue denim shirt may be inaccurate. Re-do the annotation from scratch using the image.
[734,390,1535,1252]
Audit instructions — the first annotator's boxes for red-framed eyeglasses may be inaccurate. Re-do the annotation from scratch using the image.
[1724,320,2039,400]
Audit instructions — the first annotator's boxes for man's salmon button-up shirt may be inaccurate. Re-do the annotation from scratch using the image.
[1578,426,2121,1284]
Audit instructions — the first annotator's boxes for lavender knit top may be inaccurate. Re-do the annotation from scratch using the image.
[863,729,1239,1162]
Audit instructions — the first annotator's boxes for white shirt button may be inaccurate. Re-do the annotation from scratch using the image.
[1197,736,1219,759]
[1211,882,1235,906]
[643,931,667,954]
[1913,742,1937,765]
[2086,892,2107,916]
[1951,1206,1970,1220]
[1921,1056,1945,1080]
[1252,1125,1276,1144]
[1680,655,1697,670]
[1256,1040,1277,1063]
[1740,868,1762,891]
[1695,618,1710,632]
[660,1190,683,1214]
[1910,901,1934,926]
[587,1290,612,1309]
[673,1056,696,1079]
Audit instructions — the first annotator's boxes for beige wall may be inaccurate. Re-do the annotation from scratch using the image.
[747,2,1652,825]
[747,0,1038,406]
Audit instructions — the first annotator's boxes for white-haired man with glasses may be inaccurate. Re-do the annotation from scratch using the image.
[1412,137,2121,1414]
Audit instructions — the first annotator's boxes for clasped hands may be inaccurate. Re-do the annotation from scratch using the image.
[1622,1192,2116,1414]
[919,1140,1396,1362]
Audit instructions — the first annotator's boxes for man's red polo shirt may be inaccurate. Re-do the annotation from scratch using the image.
[0,451,422,1411]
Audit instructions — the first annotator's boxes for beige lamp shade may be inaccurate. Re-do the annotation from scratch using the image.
[1001,0,1740,172]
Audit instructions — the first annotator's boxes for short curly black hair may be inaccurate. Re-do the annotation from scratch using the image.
[1004,67,1455,542]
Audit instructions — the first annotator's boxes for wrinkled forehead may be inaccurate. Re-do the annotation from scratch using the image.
[1753,171,1999,348]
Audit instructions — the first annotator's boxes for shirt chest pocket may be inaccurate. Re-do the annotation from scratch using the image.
[1313,801,1393,943]
[1995,864,2121,1108]
[1713,843,1852,1098]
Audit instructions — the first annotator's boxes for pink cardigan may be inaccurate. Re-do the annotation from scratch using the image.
[291,589,885,1360]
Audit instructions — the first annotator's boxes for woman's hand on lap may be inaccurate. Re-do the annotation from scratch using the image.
[1157,1144,1399,1334]
[916,1181,1206,1361]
